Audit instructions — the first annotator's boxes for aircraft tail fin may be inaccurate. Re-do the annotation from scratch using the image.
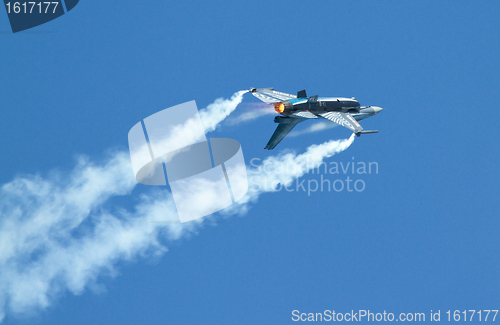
[297,90,307,98]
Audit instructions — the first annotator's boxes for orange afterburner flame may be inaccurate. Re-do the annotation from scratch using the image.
[274,102,285,114]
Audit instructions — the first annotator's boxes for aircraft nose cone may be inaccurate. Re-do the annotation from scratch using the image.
[372,106,384,114]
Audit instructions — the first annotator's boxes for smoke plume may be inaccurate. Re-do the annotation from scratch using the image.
[0,91,354,322]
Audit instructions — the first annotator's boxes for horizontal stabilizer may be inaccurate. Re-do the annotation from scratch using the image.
[355,130,379,137]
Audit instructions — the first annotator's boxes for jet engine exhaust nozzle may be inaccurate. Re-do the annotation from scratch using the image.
[274,102,285,114]
[274,100,293,115]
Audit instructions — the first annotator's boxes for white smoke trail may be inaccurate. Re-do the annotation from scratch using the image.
[199,90,248,132]
[223,134,356,215]
[249,134,356,190]
[0,90,355,322]
[0,91,249,322]
[142,91,249,158]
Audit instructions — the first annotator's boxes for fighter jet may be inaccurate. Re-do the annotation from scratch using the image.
[250,88,384,149]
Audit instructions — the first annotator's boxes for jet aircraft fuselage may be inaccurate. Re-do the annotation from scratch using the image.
[249,88,384,149]
[275,97,383,122]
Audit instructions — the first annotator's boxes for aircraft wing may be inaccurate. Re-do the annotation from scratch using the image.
[251,88,297,104]
[265,116,305,150]
[319,111,363,133]
[291,111,318,119]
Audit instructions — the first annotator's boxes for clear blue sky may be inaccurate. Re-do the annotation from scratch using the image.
[1,1,499,324]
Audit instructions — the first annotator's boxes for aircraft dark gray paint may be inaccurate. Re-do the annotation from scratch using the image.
[250,88,384,150]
